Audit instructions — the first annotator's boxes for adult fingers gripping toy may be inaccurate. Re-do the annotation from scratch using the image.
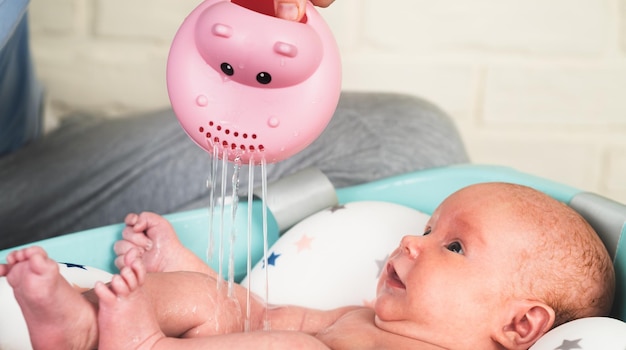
[167,0,341,164]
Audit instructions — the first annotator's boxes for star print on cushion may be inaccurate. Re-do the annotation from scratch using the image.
[60,262,87,270]
[242,201,431,309]
[376,255,388,278]
[295,234,314,252]
[555,339,582,350]
[262,251,281,268]
[329,205,345,213]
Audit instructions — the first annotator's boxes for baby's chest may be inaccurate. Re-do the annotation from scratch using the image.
[315,311,379,349]
[316,319,375,350]
[314,309,444,350]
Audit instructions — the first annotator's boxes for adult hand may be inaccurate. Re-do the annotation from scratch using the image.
[274,0,335,21]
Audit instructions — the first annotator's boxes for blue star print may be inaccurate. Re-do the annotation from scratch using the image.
[262,252,281,268]
[60,262,87,270]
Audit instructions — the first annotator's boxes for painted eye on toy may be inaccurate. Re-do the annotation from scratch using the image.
[221,62,234,76]
[256,72,271,84]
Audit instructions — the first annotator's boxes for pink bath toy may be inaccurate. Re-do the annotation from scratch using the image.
[167,0,341,164]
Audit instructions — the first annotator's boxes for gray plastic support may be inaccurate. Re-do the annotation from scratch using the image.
[253,167,338,233]
[569,192,626,261]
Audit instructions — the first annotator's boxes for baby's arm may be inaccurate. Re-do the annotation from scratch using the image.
[153,330,331,349]
[113,212,358,336]
[267,304,363,334]
[220,276,360,334]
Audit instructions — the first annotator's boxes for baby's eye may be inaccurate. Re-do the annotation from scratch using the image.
[447,241,464,254]
[422,227,432,236]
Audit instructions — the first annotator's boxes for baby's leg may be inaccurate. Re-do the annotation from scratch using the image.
[96,258,165,350]
[2,246,98,350]
[98,249,246,340]
[97,262,328,350]
[114,212,213,275]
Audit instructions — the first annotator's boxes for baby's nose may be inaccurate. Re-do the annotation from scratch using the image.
[400,235,421,259]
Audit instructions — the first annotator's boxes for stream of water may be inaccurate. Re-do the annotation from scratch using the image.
[206,150,270,331]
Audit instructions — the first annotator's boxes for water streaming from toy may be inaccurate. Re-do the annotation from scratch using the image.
[227,156,241,296]
[245,158,255,332]
[166,0,341,331]
[206,145,219,262]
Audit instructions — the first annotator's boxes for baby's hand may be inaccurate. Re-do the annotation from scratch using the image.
[274,0,335,21]
[114,212,192,273]
[114,212,164,270]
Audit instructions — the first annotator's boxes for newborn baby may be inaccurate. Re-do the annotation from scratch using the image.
[1,182,615,349]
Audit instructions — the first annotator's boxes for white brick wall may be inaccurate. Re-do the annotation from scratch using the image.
[27,0,626,202]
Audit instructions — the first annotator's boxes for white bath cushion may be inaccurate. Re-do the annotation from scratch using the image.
[530,317,626,349]
[242,201,430,310]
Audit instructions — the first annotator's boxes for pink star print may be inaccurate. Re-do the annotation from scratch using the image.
[295,234,314,252]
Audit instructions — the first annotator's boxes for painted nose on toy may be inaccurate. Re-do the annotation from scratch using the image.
[167,0,341,164]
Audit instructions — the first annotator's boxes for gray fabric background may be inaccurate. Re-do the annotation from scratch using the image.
[0,92,469,249]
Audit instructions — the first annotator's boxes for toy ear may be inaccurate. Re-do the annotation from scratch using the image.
[274,41,298,57]
[212,23,233,38]
[495,301,555,350]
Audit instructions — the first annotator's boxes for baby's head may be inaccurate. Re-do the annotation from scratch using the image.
[375,182,615,350]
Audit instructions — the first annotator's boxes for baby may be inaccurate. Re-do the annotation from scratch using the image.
[0,182,615,349]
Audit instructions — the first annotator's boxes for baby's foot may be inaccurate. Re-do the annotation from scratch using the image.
[4,246,98,350]
[95,258,164,350]
[114,212,211,275]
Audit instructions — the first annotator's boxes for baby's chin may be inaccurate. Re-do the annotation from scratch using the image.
[371,296,394,323]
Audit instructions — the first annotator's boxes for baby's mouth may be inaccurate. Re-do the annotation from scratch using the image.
[386,263,406,289]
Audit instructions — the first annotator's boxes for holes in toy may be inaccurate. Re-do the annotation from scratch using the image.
[199,120,265,156]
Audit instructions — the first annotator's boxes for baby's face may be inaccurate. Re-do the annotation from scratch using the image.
[374,184,533,348]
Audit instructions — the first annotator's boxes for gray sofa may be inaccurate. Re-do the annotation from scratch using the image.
[0,92,468,249]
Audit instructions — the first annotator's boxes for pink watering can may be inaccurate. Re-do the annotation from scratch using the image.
[167,0,341,164]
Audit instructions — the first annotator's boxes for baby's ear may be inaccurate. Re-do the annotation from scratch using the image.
[494,300,555,350]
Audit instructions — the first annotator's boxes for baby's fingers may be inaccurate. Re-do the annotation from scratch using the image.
[124,213,140,226]
[114,239,134,257]
[121,227,153,250]
[114,255,126,270]
[113,243,141,269]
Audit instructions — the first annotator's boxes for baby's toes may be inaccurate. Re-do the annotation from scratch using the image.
[119,270,135,292]
[109,274,131,297]
[94,281,116,304]
[27,253,57,276]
